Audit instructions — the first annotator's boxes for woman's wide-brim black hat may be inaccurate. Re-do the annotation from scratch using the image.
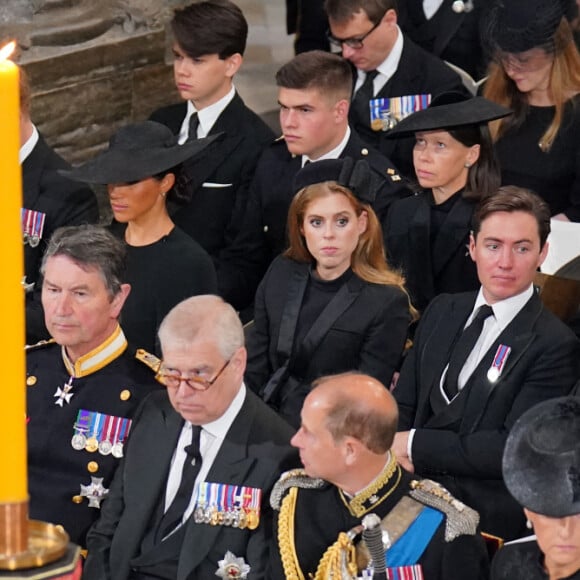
[61,121,220,184]
[385,92,512,139]
[483,0,565,54]
[502,396,580,518]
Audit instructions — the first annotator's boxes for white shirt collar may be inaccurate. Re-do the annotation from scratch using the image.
[301,126,351,167]
[19,124,39,164]
[423,0,445,19]
[471,284,534,332]
[355,26,404,94]
[179,85,236,143]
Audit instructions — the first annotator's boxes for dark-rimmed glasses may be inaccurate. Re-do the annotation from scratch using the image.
[158,359,231,391]
[327,18,383,50]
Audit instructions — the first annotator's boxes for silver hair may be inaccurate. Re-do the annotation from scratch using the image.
[158,295,244,359]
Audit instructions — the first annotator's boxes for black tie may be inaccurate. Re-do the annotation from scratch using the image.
[351,70,379,125]
[156,425,202,541]
[443,305,494,400]
[187,112,199,141]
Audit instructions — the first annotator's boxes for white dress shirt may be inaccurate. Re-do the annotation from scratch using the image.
[354,26,404,96]
[162,383,247,532]
[19,124,39,164]
[178,85,236,143]
[423,0,445,19]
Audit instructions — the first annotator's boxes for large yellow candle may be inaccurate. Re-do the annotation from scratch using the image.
[0,42,27,503]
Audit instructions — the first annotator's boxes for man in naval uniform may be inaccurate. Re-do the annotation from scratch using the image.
[83,295,298,580]
[217,50,409,312]
[26,225,160,546]
[269,372,489,579]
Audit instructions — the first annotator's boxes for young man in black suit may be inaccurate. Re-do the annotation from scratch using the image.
[325,0,467,176]
[217,50,409,312]
[83,295,298,580]
[149,0,274,260]
[20,67,99,343]
[392,187,580,541]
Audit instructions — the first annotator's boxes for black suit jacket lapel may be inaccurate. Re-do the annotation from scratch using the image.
[178,391,257,577]
[407,196,435,303]
[431,1,466,57]
[296,274,365,363]
[115,398,184,567]
[461,294,543,431]
[415,293,476,426]
[431,195,473,276]
[181,94,245,192]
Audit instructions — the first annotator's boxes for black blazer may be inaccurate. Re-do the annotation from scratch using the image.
[150,93,275,259]
[22,134,99,343]
[349,34,467,177]
[401,0,489,79]
[394,291,580,539]
[245,257,411,425]
[385,190,479,312]
[217,130,410,311]
[83,389,298,580]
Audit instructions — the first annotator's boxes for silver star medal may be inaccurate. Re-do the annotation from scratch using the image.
[54,377,74,407]
[80,477,109,508]
[215,551,250,579]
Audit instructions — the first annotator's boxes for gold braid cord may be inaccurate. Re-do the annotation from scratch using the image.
[313,532,357,580]
[278,487,306,580]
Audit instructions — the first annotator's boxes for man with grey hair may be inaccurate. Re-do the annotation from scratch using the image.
[27,225,160,547]
[84,295,298,580]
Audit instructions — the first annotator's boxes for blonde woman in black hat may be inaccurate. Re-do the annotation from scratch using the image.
[63,121,218,354]
[483,0,580,222]
[491,396,580,579]
[384,92,511,313]
[245,158,414,427]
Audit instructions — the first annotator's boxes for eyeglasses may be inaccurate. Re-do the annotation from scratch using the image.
[327,18,382,50]
[158,359,231,391]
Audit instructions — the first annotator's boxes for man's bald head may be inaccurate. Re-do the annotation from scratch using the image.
[308,372,399,454]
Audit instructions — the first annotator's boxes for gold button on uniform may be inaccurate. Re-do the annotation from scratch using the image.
[26,376,37,386]
[87,461,99,473]
[72,495,83,504]
[120,389,131,401]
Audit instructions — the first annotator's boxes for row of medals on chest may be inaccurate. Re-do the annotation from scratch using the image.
[193,483,260,530]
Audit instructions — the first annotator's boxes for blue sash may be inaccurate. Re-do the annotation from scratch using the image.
[386,506,443,567]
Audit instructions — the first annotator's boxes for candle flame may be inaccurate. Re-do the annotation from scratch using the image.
[0,41,16,61]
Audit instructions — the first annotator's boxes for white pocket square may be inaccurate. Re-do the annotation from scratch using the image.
[202,182,233,188]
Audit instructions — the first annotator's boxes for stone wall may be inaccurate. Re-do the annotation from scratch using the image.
[1,0,185,164]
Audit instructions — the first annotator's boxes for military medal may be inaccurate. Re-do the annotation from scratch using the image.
[194,482,207,524]
[215,551,250,579]
[21,208,46,247]
[85,412,103,453]
[80,476,109,509]
[111,417,132,458]
[54,376,75,407]
[487,344,511,383]
[71,410,92,451]
[98,415,115,456]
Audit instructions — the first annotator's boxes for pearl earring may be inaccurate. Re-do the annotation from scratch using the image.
[464,163,471,169]
[526,519,533,529]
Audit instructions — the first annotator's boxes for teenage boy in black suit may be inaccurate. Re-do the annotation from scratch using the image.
[150,0,274,260]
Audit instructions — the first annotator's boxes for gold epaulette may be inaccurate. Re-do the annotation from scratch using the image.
[410,479,480,541]
[135,348,162,375]
[25,338,56,351]
[270,468,325,511]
